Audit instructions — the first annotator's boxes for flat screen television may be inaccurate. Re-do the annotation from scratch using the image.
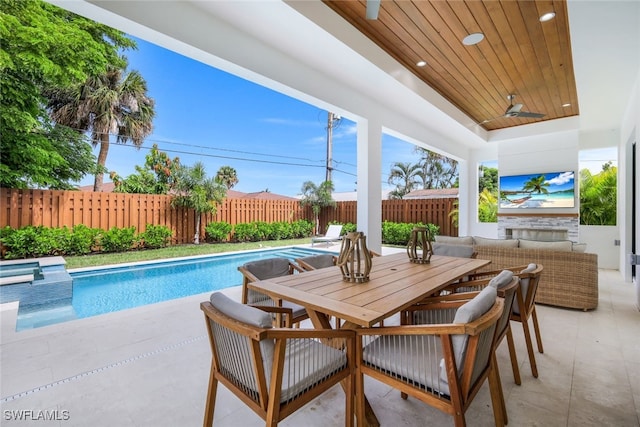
[499,171,575,208]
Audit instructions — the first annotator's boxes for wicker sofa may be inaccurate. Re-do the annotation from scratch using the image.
[436,236,599,310]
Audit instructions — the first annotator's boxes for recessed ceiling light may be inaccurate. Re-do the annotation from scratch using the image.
[462,33,484,46]
[416,60,427,67]
[562,103,571,107]
[540,12,556,22]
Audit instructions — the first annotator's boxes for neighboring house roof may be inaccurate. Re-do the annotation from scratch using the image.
[78,182,116,192]
[330,190,393,202]
[235,191,299,201]
[404,188,459,199]
[76,185,296,200]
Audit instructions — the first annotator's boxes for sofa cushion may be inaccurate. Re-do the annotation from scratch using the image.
[435,235,474,246]
[473,236,519,248]
[572,243,587,253]
[432,242,475,258]
[518,239,573,251]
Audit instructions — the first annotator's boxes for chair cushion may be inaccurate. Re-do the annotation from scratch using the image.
[210,292,273,329]
[442,286,497,383]
[243,257,291,280]
[513,263,537,315]
[298,254,336,269]
[282,300,308,320]
[432,243,475,258]
[488,270,514,289]
[363,334,450,396]
[280,339,347,403]
[208,292,275,393]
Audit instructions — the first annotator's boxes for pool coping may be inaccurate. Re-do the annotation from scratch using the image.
[1,245,340,333]
[67,244,339,273]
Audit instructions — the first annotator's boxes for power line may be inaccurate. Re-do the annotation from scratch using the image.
[61,127,328,165]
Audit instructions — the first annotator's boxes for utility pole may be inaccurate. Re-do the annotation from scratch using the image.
[325,111,340,183]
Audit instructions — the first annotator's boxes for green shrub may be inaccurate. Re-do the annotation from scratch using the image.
[99,226,137,253]
[68,224,100,255]
[204,221,232,242]
[232,223,254,242]
[140,224,172,249]
[267,221,292,240]
[381,221,439,245]
[291,219,314,238]
[253,221,270,241]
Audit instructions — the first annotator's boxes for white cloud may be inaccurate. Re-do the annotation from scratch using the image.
[546,171,574,185]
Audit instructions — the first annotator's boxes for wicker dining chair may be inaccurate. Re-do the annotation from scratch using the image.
[238,258,308,327]
[201,292,356,427]
[356,287,505,427]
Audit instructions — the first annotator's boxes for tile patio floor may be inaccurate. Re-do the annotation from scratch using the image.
[1,254,639,426]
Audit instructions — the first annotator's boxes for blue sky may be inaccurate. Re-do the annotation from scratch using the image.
[78,37,418,196]
[77,37,616,196]
[499,171,575,193]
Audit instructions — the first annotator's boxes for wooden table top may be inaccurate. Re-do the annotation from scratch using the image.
[248,252,491,327]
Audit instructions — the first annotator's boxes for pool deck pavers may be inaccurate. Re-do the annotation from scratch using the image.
[1,246,639,426]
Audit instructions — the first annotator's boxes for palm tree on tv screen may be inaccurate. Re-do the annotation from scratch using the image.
[522,175,550,194]
[47,62,155,192]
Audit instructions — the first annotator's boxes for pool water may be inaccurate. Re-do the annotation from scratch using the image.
[15,247,333,331]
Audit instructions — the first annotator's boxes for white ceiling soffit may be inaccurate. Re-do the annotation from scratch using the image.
[50,1,639,147]
[50,0,488,150]
[567,0,640,133]
[192,0,489,148]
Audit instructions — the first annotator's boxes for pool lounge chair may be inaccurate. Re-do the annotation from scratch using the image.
[311,224,343,246]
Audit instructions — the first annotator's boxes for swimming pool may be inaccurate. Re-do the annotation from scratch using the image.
[15,246,334,331]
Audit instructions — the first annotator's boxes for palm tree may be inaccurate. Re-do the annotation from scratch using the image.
[300,180,335,234]
[478,188,498,222]
[387,161,421,198]
[47,62,155,191]
[215,165,239,189]
[580,166,617,225]
[522,175,550,194]
[171,162,226,244]
[415,148,459,189]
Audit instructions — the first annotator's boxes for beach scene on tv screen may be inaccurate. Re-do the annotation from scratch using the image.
[499,171,575,208]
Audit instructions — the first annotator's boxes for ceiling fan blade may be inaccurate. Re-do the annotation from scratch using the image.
[366,0,381,20]
[515,111,545,118]
[510,103,523,113]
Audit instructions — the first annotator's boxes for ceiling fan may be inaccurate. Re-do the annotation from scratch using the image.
[481,94,545,124]
[366,0,381,20]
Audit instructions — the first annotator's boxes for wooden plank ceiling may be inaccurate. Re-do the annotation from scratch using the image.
[322,0,578,131]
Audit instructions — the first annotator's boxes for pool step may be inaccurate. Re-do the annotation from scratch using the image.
[0,257,72,307]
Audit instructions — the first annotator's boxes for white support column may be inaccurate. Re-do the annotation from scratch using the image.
[457,159,469,236]
[356,118,383,252]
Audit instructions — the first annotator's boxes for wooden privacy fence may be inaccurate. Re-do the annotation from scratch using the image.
[321,198,458,237]
[0,188,457,244]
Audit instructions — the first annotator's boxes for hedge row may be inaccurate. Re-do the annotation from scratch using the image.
[0,220,439,260]
[204,220,314,243]
[328,220,439,246]
[0,224,172,259]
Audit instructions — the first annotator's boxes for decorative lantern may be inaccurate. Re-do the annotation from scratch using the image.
[406,226,433,264]
[337,231,373,283]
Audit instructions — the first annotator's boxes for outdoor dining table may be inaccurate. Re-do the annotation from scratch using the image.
[248,252,491,427]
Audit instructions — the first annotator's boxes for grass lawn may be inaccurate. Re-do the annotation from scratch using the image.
[64,238,312,269]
